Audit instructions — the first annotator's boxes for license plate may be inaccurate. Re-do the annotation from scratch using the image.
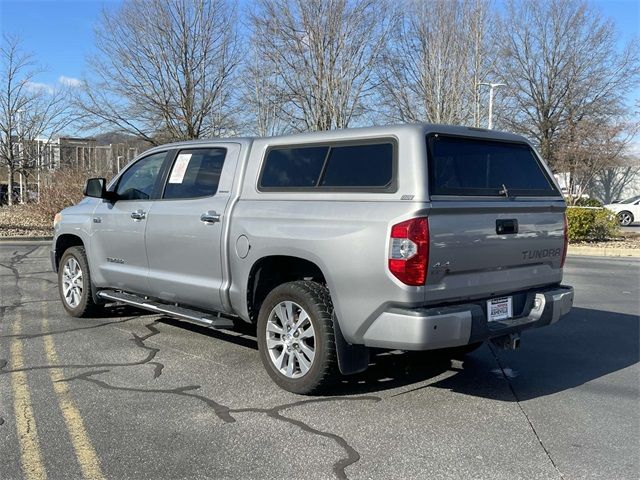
[487,297,513,322]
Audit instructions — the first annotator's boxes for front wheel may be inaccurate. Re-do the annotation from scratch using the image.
[58,246,100,317]
[618,211,634,226]
[257,281,338,394]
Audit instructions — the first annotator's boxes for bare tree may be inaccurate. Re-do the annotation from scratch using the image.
[77,0,240,145]
[554,119,638,203]
[496,0,640,168]
[590,164,640,204]
[247,0,392,132]
[377,0,493,126]
[241,42,289,137]
[0,35,74,205]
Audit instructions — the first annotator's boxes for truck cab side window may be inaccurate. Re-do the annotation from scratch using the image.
[116,151,167,200]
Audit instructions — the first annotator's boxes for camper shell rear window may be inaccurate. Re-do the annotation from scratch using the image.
[427,134,559,197]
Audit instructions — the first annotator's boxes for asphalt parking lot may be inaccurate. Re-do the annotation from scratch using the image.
[0,243,638,480]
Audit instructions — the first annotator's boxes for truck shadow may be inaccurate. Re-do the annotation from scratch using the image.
[144,307,637,401]
[333,307,639,401]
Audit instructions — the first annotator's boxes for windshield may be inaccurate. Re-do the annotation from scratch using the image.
[619,195,640,204]
[426,134,559,197]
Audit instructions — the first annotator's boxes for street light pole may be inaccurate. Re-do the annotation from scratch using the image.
[16,109,24,204]
[479,82,505,129]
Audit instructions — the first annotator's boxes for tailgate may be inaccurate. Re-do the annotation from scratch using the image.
[425,200,566,303]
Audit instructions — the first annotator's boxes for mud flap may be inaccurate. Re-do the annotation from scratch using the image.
[333,314,369,375]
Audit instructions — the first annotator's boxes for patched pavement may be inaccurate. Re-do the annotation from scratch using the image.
[0,244,638,479]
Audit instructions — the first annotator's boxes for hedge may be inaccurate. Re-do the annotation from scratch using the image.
[566,207,619,242]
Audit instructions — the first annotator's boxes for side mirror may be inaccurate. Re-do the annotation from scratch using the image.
[84,178,108,199]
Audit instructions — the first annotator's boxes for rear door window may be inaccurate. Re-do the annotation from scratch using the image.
[163,148,226,199]
[427,135,558,197]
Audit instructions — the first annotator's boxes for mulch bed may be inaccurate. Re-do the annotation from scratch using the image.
[0,205,53,237]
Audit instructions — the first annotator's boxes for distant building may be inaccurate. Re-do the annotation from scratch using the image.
[28,136,98,170]
[10,135,138,174]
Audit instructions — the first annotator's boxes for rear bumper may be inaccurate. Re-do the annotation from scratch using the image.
[362,285,574,350]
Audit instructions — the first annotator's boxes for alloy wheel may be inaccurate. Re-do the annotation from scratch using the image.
[62,257,83,308]
[618,212,633,226]
[265,300,316,378]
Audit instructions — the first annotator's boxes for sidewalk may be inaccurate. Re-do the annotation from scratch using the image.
[567,245,640,258]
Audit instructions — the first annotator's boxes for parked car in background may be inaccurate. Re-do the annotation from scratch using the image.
[605,195,640,226]
[0,185,20,206]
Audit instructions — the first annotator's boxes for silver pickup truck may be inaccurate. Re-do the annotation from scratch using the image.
[52,124,574,393]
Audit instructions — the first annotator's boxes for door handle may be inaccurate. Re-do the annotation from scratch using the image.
[131,209,146,220]
[200,211,221,224]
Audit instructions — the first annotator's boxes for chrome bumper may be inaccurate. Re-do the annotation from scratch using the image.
[362,285,574,350]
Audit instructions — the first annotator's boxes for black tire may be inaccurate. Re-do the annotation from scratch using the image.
[58,246,100,317]
[257,280,338,394]
[618,211,634,226]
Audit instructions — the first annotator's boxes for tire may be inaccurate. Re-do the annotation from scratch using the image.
[257,280,338,394]
[618,211,634,226]
[58,246,100,317]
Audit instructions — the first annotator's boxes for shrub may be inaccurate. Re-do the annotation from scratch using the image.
[566,207,619,242]
[574,197,603,207]
[28,169,113,225]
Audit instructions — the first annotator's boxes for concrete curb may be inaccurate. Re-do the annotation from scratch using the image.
[568,245,640,258]
[0,236,52,243]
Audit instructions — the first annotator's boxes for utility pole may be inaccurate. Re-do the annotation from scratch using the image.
[16,109,24,204]
[479,82,505,129]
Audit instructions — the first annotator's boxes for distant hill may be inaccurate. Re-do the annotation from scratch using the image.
[93,132,151,148]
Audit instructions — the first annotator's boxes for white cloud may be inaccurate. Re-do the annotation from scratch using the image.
[25,81,54,94]
[58,75,82,88]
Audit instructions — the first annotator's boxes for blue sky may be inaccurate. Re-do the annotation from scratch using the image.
[0,0,638,102]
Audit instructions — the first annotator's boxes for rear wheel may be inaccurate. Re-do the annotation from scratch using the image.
[618,211,634,226]
[58,246,100,317]
[257,281,338,394]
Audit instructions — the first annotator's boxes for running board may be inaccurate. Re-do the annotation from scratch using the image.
[97,290,234,330]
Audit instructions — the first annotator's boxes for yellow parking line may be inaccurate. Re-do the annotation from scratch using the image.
[42,315,104,480]
[10,312,47,480]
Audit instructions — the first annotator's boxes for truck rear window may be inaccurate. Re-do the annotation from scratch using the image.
[427,135,558,197]
[259,142,394,190]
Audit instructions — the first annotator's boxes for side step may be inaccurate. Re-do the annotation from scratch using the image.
[97,290,234,330]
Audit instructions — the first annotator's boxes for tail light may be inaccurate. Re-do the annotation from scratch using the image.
[388,217,429,285]
[561,214,569,268]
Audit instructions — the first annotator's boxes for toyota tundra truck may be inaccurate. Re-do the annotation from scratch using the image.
[51,124,574,394]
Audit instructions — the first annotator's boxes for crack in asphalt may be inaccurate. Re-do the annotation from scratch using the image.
[0,321,164,377]
[17,275,58,287]
[60,368,380,479]
[233,397,381,479]
[2,245,379,479]
[0,246,39,292]
[488,344,565,480]
[0,315,140,340]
